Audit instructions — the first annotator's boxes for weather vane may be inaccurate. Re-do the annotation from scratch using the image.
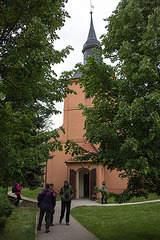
[90,0,94,13]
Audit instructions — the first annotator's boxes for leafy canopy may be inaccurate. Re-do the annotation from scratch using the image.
[65,0,160,201]
[0,0,73,188]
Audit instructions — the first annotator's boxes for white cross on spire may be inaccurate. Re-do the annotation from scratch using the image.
[90,0,94,13]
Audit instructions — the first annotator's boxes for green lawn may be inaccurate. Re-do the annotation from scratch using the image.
[71,203,160,240]
[8,186,61,201]
[0,201,38,240]
[96,193,160,204]
[1,187,61,240]
[21,188,61,201]
[21,187,43,199]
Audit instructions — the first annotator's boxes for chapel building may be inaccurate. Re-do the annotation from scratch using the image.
[46,12,127,199]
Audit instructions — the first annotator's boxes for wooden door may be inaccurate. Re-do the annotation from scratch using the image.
[70,169,76,199]
[89,169,96,199]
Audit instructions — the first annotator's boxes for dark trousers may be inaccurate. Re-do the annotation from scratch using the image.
[38,209,51,230]
[60,201,71,223]
[101,194,107,204]
[50,211,54,225]
[15,194,21,206]
[45,210,54,225]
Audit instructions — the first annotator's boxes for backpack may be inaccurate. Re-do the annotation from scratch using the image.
[12,185,17,193]
[37,190,48,207]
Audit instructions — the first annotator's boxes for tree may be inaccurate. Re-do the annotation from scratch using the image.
[0,0,73,188]
[65,0,160,201]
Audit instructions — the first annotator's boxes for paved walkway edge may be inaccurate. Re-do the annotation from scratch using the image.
[7,191,160,206]
[35,212,39,240]
[8,191,38,203]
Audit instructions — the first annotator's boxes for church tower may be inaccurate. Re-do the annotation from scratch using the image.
[46,12,127,199]
[62,11,99,144]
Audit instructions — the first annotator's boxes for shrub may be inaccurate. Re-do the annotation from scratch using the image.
[0,187,13,229]
[94,186,110,201]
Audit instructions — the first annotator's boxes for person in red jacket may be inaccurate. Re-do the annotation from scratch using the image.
[15,182,23,207]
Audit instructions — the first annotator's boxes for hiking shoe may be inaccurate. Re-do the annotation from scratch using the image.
[37,227,41,231]
[50,223,54,226]
[66,222,69,226]
[46,229,50,233]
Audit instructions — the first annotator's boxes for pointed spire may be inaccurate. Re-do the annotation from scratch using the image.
[72,11,100,79]
[87,12,97,42]
[82,12,100,64]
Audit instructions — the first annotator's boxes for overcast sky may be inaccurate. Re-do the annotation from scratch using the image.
[50,0,120,129]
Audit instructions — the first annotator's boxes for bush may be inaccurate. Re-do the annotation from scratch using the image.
[94,186,112,202]
[0,187,13,229]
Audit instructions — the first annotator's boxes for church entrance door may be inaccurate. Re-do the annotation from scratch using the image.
[89,169,96,199]
[78,169,89,198]
[70,169,76,199]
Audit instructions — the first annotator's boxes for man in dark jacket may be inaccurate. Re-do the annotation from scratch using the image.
[59,179,73,225]
[37,183,56,233]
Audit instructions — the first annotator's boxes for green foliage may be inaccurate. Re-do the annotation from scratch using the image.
[94,186,110,202]
[0,1,73,188]
[0,188,13,229]
[0,201,38,240]
[94,186,107,196]
[65,0,160,200]
[94,186,156,204]
[96,193,160,204]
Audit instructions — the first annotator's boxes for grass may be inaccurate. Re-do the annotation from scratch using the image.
[71,203,160,240]
[0,200,38,240]
[96,193,160,204]
[21,187,61,201]
[8,186,61,201]
[2,186,61,240]
[21,187,43,199]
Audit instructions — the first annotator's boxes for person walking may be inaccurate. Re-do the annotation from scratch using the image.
[49,183,56,226]
[15,182,23,207]
[101,181,108,204]
[59,179,73,225]
[37,183,56,233]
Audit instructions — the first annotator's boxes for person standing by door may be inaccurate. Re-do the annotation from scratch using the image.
[59,179,73,225]
[101,181,108,204]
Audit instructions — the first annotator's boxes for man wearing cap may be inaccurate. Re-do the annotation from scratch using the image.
[59,179,73,225]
